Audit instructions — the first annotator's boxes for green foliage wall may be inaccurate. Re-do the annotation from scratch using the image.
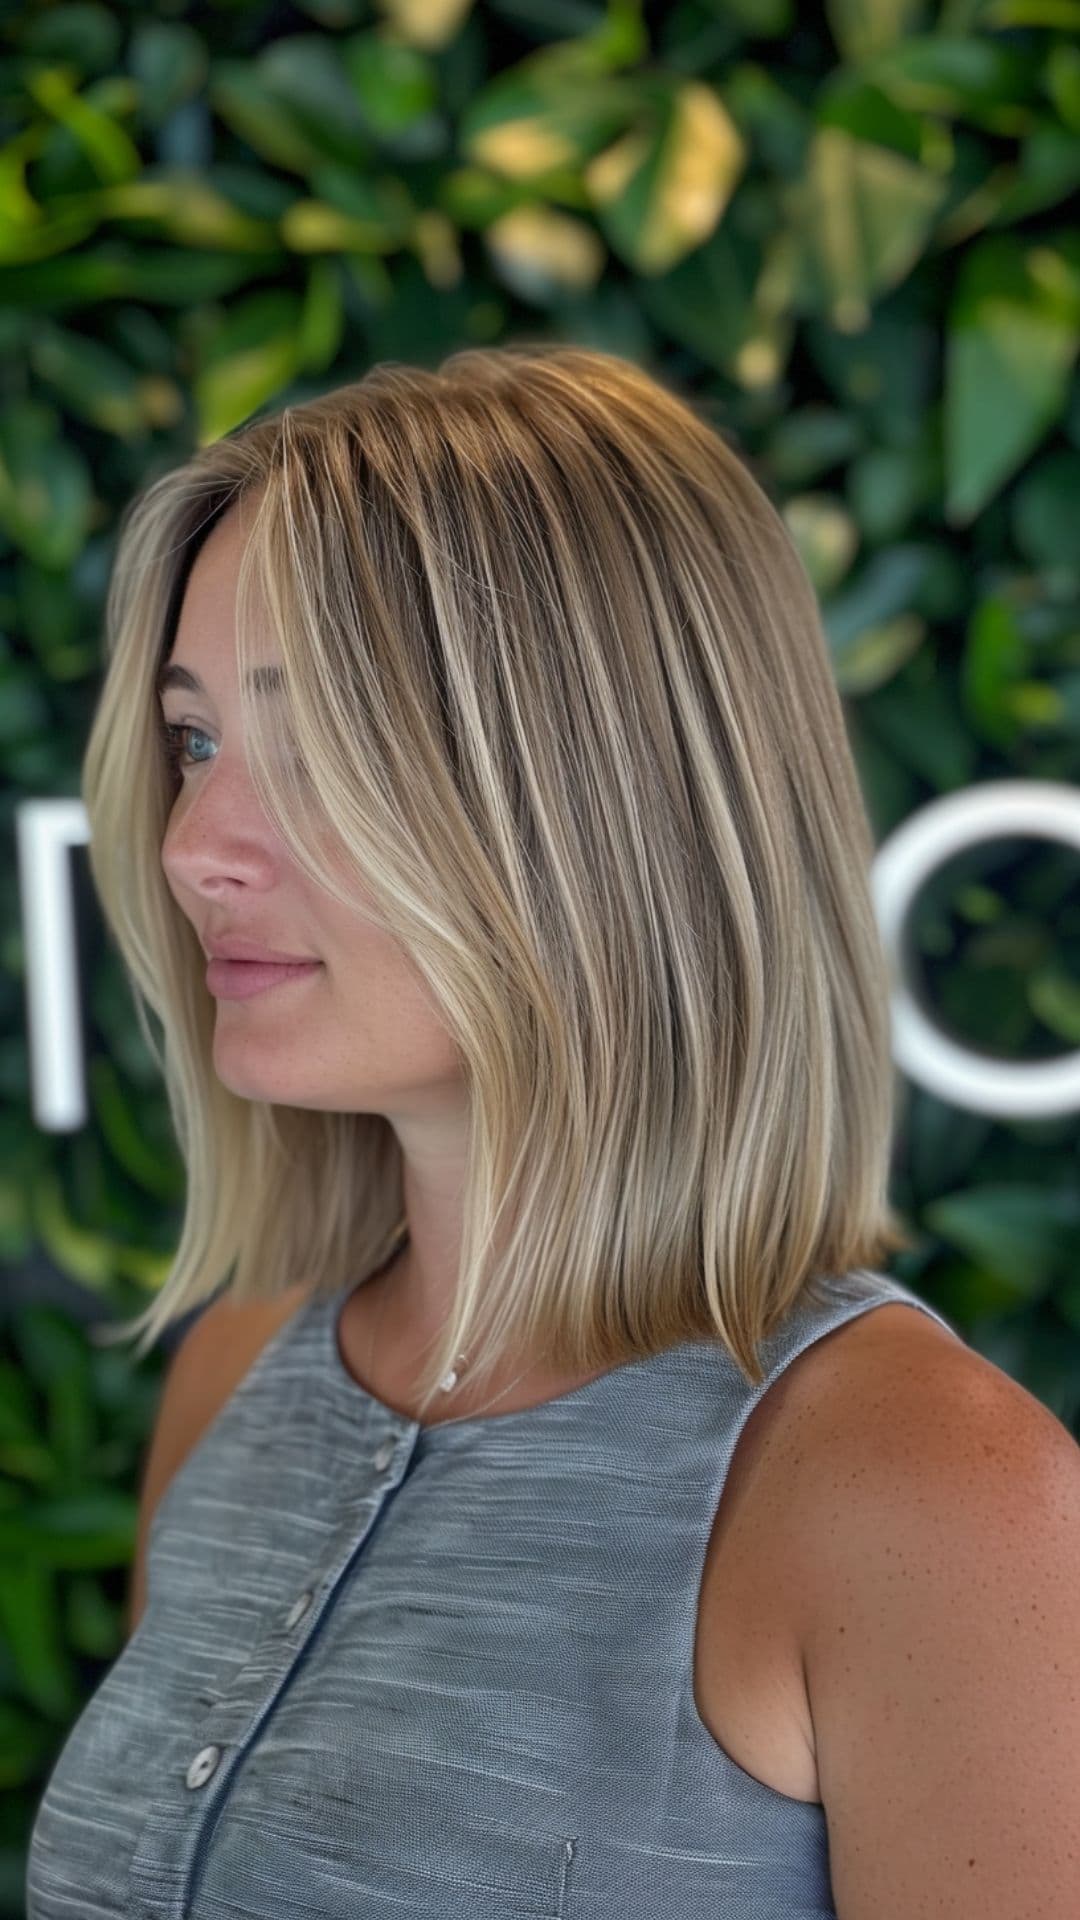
[2,1,1079,1910]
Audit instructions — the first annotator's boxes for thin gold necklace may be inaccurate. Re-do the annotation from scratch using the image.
[364,1237,538,1422]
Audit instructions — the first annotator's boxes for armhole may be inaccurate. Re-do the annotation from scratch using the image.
[143,1286,316,1564]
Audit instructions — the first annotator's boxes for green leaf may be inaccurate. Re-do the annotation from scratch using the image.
[212,63,332,176]
[858,33,1043,133]
[905,1088,995,1206]
[805,300,938,441]
[282,189,411,254]
[816,73,936,165]
[824,0,925,63]
[19,3,123,73]
[255,36,372,166]
[0,1363,38,1446]
[923,1183,1080,1295]
[722,0,793,31]
[460,46,639,187]
[13,1305,90,1395]
[192,287,303,439]
[0,1491,137,1570]
[0,246,281,308]
[0,1562,78,1718]
[29,1168,114,1287]
[587,77,747,277]
[296,258,345,370]
[0,181,99,267]
[823,543,938,681]
[0,401,93,569]
[862,649,978,786]
[831,613,925,694]
[784,126,949,332]
[1011,446,1080,573]
[1029,965,1080,1043]
[0,1699,58,1787]
[930,1259,1047,1324]
[781,492,859,598]
[343,30,442,140]
[764,406,864,486]
[722,62,810,177]
[846,439,933,540]
[97,174,277,251]
[87,1055,184,1202]
[945,234,1080,521]
[0,658,51,740]
[1045,41,1080,133]
[484,203,605,305]
[24,66,141,185]
[128,22,207,125]
[195,332,299,443]
[961,593,1030,749]
[65,1571,124,1660]
[29,324,144,436]
[986,0,1080,23]
[988,119,1080,226]
[636,223,761,374]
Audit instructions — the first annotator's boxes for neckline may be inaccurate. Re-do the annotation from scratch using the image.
[316,1273,697,1437]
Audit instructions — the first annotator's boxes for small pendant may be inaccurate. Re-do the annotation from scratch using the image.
[439,1356,467,1393]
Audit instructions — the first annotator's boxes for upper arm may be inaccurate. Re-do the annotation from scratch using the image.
[794,1331,1080,1919]
[126,1282,313,1638]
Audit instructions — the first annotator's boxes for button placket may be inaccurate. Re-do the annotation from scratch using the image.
[130,1421,422,1919]
[123,1330,427,1920]
[194,1422,418,1759]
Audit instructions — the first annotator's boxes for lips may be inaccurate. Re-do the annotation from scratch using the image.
[206,957,322,1001]
[203,935,318,964]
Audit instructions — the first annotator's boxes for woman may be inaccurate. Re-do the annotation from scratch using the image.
[27,345,1078,1918]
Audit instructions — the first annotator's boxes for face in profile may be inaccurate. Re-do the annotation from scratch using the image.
[158,498,465,1131]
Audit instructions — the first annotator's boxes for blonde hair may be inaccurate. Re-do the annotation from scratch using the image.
[84,342,910,1412]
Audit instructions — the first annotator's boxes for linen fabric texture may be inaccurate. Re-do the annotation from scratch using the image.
[26,1265,963,1919]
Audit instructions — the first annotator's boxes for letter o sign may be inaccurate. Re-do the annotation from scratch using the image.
[872,780,1080,1120]
[16,780,1080,1128]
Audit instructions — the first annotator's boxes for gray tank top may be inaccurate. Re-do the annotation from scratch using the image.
[26,1264,963,1919]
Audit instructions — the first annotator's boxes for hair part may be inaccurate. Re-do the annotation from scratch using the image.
[83,341,910,1412]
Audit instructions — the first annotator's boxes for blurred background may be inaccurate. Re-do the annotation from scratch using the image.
[3,0,1080,1911]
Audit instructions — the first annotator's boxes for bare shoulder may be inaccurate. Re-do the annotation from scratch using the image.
[126,1279,315,1636]
[708,1300,976,1622]
[169,1278,316,1420]
[784,1295,969,1399]
[782,1302,1080,1916]
[694,1298,969,1801]
[775,1295,1075,1625]
[783,1295,1071,1490]
[193,1277,316,1352]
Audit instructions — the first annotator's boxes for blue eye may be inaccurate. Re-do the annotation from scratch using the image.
[162,723,215,772]
[161,721,310,784]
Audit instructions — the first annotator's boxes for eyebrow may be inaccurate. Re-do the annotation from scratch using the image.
[156,662,284,697]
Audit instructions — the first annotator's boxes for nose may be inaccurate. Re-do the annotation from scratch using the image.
[161,758,286,901]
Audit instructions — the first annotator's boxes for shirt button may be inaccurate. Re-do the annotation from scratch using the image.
[185,1745,221,1790]
[373,1440,394,1471]
[284,1591,313,1630]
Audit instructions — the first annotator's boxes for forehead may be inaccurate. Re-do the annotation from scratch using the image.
[161,500,277,696]
[178,501,255,621]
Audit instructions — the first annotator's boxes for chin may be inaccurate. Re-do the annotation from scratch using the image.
[217,1072,327,1113]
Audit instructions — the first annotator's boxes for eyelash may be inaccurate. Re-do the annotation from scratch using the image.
[161,723,213,773]
[161,722,309,783]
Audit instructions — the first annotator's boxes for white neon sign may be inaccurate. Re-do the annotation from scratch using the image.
[15,779,1080,1130]
[16,798,92,1133]
[870,780,1080,1120]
